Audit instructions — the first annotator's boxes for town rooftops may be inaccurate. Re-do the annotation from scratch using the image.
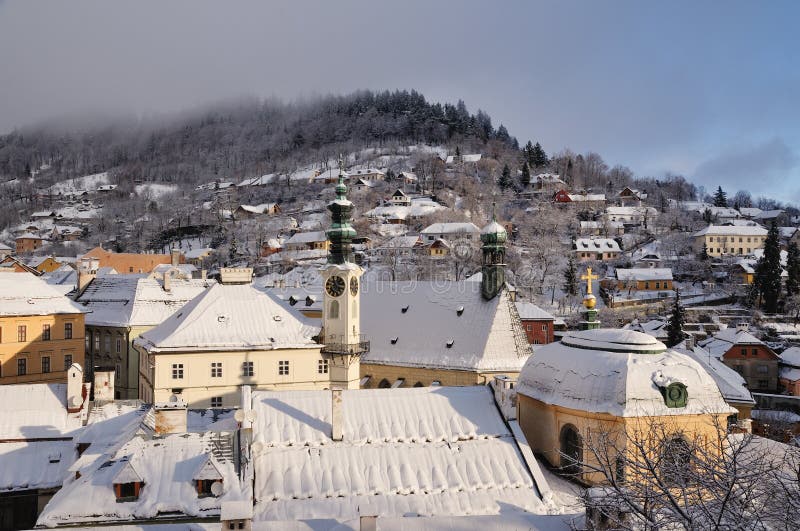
[81,246,181,274]
[698,326,772,359]
[284,230,328,245]
[0,273,86,317]
[680,346,756,407]
[135,282,321,353]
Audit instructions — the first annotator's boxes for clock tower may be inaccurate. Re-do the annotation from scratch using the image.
[320,157,369,389]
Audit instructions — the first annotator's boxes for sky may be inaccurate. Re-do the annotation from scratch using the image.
[1,0,799,202]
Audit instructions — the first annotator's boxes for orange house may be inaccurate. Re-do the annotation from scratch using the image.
[81,246,183,274]
[15,233,44,254]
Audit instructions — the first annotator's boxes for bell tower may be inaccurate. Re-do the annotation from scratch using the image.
[480,203,508,300]
[320,156,369,389]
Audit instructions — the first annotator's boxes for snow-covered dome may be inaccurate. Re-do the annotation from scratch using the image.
[517,328,735,417]
[480,220,507,245]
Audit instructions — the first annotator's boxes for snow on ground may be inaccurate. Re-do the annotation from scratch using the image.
[135,183,179,198]
[49,171,109,193]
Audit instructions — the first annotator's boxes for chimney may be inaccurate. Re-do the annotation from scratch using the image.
[93,367,115,402]
[171,248,181,266]
[154,397,188,435]
[359,516,377,531]
[201,269,207,280]
[331,388,343,441]
[66,363,85,412]
[219,267,253,285]
[163,267,180,292]
[77,257,99,294]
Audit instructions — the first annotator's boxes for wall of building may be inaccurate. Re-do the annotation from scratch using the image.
[142,347,332,407]
[359,362,520,388]
[85,324,151,399]
[722,346,779,392]
[696,234,766,257]
[520,319,554,345]
[0,313,84,384]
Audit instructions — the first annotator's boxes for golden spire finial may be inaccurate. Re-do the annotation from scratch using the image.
[581,267,599,309]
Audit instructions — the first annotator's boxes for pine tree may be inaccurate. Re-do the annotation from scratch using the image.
[754,222,782,313]
[454,146,461,161]
[498,164,512,190]
[563,256,578,296]
[666,290,685,347]
[520,162,531,187]
[699,243,710,261]
[703,208,713,223]
[713,186,728,207]
[532,142,548,167]
[523,141,535,166]
[786,241,800,297]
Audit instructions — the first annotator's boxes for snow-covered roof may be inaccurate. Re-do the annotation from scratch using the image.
[237,203,278,215]
[0,383,82,439]
[184,247,215,260]
[605,206,656,216]
[285,231,328,245]
[378,235,420,249]
[738,207,762,217]
[38,432,242,526]
[0,273,86,317]
[694,224,768,237]
[679,346,755,406]
[0,242,12,251]
[517,329,736,417]
[753,209,784,220]
[780,346,800,368]
[250,386,547,521]
[567,193,606,202]
[421,222,480,235]
[361,282,528,372]
[515,302,555,321]
[77,276,213,327]
[574,238,620,252]
[135,282,321,353]
[614,268,673,281]
[0,440,76,493]
[445,154,482,164]
[698,326,766,358]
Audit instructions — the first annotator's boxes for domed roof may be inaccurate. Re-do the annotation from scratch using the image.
[480,220,507,244]
[517,328,735,418]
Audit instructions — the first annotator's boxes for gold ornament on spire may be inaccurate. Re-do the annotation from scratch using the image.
[581,267,598,309]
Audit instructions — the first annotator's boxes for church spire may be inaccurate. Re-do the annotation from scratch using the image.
[326,156,356,265]
[480,200,507,300]
[580,267,601,330]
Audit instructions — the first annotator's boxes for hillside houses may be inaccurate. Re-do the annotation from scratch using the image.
[573,237,621,261]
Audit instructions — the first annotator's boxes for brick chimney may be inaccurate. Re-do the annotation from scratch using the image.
[171,248,181,267]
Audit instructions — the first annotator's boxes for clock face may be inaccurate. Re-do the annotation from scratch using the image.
[325,275,346,297]
[350,277,359,296]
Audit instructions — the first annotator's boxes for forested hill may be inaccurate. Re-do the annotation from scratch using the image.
[0,90,517,185]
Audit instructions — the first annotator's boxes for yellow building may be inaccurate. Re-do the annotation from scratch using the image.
[516,328,737,485]
[134,268,354,408]
[694,224,768,257]
[0,273,86,385]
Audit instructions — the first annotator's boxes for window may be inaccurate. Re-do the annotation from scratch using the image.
[115,364,121,381]
[757,364,769,374]
[18,358,27,376]
[526,324,532,331]
[196,479,219,497]
[661,437,692,486]
[18,325,26,342]
[210,397,223,408]
[741,348,747,356]
[242,361,254,377]
[64,322,73,339]
[318,359,329,374]
[278,360,289,376]
[42,324,51,341]
[534,339,541,344]
[752,348,758,356]
[211,362,222,378]
[542,324,547,331]
[114,482,140,501]
[85,334,90,350]
[64,354,73,370]
[116,338,122,354]
[104,334,111,352]
[655,282,660,289]
[329,300,339,319]
[95,335,100,351]
[172,363,184,379]
[645,282,650,289]
[42,356,50,373]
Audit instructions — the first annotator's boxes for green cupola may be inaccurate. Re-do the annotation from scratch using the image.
[480,203,507,300]
[326,157,357,265]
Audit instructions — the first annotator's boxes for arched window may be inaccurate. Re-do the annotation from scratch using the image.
[559,424,583,476]
[378,378,391,389]
[661,436,693,486]
[329,300,339,319]
[413,381,424,387]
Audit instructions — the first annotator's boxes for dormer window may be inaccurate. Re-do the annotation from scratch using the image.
[113,460,143,502]
[194,455,224,498]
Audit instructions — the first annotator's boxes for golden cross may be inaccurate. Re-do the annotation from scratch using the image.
[581,267,598,295]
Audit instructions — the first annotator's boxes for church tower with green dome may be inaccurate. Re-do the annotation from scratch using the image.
[320,156,368,389]
[480,204,507,300]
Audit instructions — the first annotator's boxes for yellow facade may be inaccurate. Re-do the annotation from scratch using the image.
[695,233,766,257]
[360,362,520,388]
[0,313,85,384]
[517,394,731,485]
[138,347,342,408]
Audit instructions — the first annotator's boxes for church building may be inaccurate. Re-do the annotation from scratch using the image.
[358,208,532,388]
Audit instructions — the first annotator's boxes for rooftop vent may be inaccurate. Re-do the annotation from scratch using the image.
[390,337,398,344]
[305,295,316,306]
[446,340,455,348]
[273,315,282,322]
[456,306,464,316]
[217,315,228,323]
[401,305,409,313]
[288,296,298,306]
